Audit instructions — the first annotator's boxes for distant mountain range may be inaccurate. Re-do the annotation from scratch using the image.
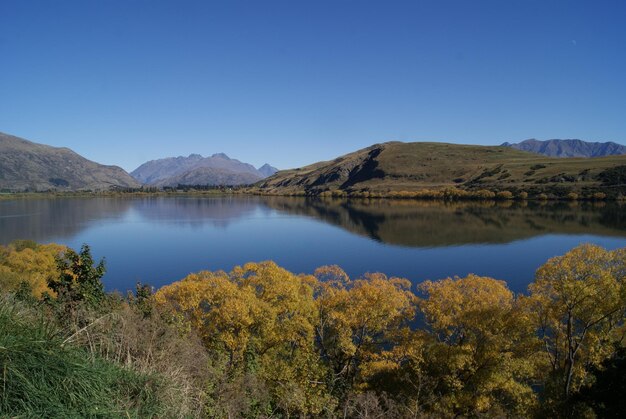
[0,132,140,192]
[130,154,278,187]
[502,139,626,158]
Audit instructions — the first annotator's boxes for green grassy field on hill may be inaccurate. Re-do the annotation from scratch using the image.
[254,142,626,199]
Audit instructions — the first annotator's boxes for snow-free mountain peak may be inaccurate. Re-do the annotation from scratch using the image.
[131,153,277,187]
[258,163,279,177]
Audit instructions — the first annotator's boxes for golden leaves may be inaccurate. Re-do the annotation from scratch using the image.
[0,242,66,297]
[419,274,513,338]
[150,244,626,416]
[415,274,540,415]
[527,243,626,398]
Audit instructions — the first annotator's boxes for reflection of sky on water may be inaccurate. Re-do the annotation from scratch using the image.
[1,196,626,294]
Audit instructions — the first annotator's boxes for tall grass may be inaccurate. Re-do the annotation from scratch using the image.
[0,298,164,417]
[66,303,210,418]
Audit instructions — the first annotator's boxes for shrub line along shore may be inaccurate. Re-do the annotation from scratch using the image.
[1,185,625,202]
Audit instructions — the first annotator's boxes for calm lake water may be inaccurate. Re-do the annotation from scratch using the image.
[2,195,626,293]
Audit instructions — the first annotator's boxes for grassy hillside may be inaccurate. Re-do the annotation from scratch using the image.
[254,142,626,198]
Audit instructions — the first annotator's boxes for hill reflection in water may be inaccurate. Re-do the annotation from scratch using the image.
[264,197,626,247]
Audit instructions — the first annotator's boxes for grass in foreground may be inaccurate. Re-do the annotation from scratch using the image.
[0,298,163,418]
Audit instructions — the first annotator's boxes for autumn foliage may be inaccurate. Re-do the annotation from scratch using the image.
[3,242,626,417]
[150,244,626,417]
[0,240,66,297]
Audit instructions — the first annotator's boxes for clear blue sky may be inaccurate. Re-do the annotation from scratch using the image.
[1,1,625,171]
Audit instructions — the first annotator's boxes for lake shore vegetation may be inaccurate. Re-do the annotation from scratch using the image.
[2,184,625,203]
[1,241,625,417]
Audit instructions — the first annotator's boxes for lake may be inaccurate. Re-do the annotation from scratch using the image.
[1,195,626,293]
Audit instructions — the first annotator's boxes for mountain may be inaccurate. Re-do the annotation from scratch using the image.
[131,153,271,187]
[256,141,626,196]
[155,166,264,187]
[502,139,626,158]
[258,163,278,177]
[0,132,140,192]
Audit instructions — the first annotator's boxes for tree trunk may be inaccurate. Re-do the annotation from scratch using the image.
[564,312,574,399]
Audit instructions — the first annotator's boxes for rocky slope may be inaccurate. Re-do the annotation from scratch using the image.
[0,132,140,191]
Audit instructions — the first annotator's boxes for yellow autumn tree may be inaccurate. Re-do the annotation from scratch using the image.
[526,244,626,403]
[0,240,66,297]
[154,262,333,416]
[154,270,257,361]
[230,262,333,415]
[417,274,540,416]
[313,267,417,397]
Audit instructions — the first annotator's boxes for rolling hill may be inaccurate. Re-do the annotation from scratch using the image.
[0,132,140,192]
[255,141,626,197]
[502,139,626,158]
